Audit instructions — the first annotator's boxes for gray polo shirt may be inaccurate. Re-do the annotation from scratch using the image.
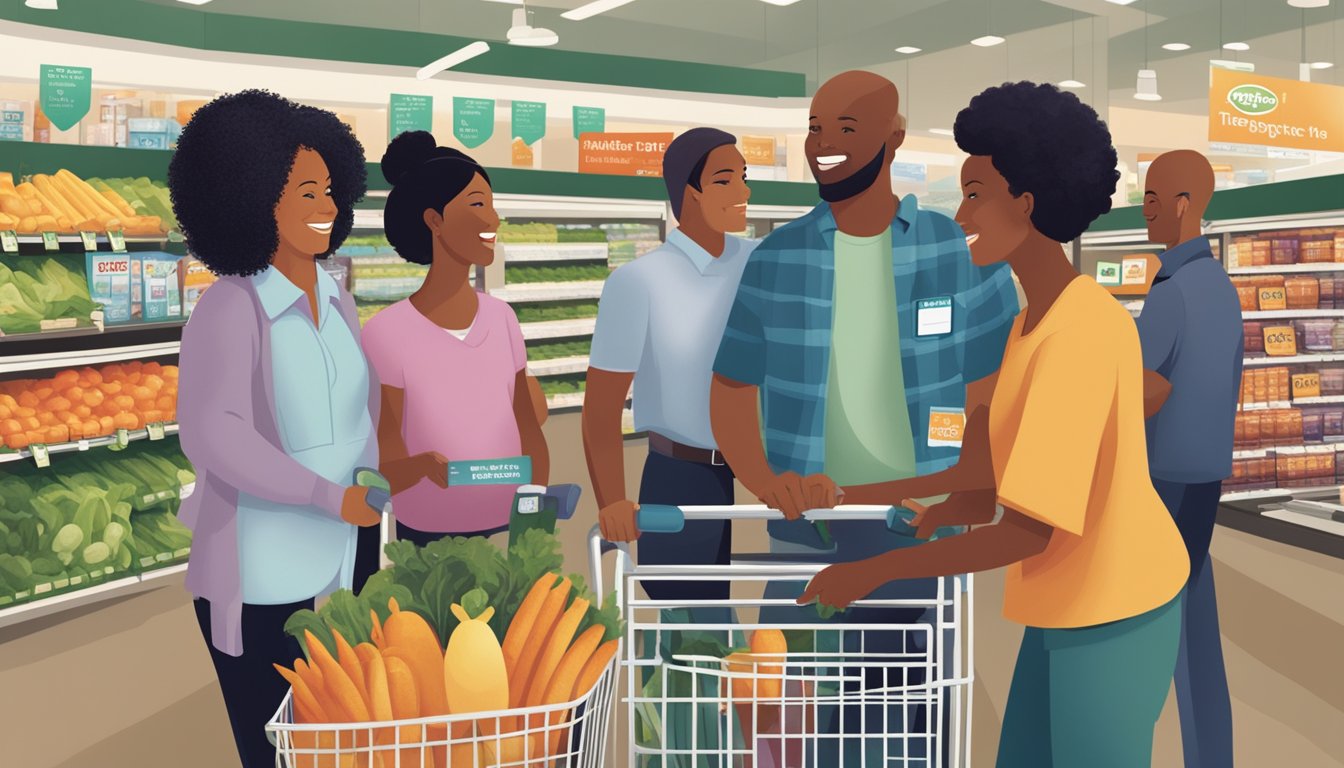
[1136,237,1245,483]
[590,229,756,449]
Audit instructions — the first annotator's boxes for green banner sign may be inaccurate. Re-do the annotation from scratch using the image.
[512,100,546,146]
[572,106,605,139]
[453,97,495,149]
[448,457,532,487]
[40,64,92,132]
[389,93,433,138]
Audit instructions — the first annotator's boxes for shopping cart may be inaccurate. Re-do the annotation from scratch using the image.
[590,504,974,768]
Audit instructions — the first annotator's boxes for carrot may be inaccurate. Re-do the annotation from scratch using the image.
[524,598,589,709]
[750,629,787,700]
[296,657,326,699]
[383,600,448,716]
[509,577,571,708]
[502,572,557,676]
[275,664,330,723]
[332,629,371,713]
[305,630,371,722]
[370,609,386,650]
[354,644,381,681]
[384,654,433,768]
[572,639,619,701]
[540,626,605,759]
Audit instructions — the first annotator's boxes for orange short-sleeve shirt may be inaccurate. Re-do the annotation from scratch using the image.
[990,277,1188,629]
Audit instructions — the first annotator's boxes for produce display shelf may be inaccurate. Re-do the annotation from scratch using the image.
[1243,353,1344,367]
[528,355,590,377]
[0,319,185,345]
[1228,263,1344,275]
[1243,309,1344,320]
[0,423,179,466]
[12,233,175,246]
[0,340,180,375]
[503,243,610,264]
[490,281,605,304]
[520,318,597,341]
[0,562,187,631]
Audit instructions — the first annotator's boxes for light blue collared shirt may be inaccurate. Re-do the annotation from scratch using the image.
[590,229,756,449]
[237,265,375,605]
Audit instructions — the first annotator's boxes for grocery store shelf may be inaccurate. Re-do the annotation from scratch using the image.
[1244,353,1344,367]
[1233,439,1344,459]
[0,319,185,345]
[528,356,590,377]
[503,243,610,263]
[547,392,586,410]
[0,563,186,631]
[1228,263,1344,275]
[520,318,597,341]
[1294,396,1344,406]
[1243,309,1344,320]
[1221,488,1292,502]
[0,424,179,466]
[0,340,180,375]
[490,281,605,304]
[1239,401,1293,411]
[12,233,175,246]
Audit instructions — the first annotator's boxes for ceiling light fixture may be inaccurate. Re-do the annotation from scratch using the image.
[1163,42,1191,51]
[1059,79,1086,88]
[1059,13,1085,89]
[895,46,922,54]
[176,0,215,5]
[1223,41,1251,51]
[1287,0,1329,9]
[1105,0,1140,4]
[561,0,637,20]
[1134,6,1161,101]
[760,0,806,5]
[971,35,1005,47]
[24,0,58,8]
[507,7,558,46]
[417,41,490,79]
[1311,60,1335,68]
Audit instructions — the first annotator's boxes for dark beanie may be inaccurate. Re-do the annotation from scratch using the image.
[662,127,738,219]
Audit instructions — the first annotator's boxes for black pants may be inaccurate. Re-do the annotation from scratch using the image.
[394,520,509,549]
[194,597,312,768]
[352,523,382,595]
[636,450,735,601]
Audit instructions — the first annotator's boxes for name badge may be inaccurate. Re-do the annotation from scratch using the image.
[916,296,953,337]
[928,407,966,448]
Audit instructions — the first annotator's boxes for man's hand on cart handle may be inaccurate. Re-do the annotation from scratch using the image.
[340,486,382,527]
[599,499,641,542]
[758,472,841,519]
[797,559,874,612]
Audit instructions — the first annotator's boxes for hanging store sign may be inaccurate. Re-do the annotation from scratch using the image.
[1208,68,1344,154]
[40,65,92,132]
[453,97,495,149]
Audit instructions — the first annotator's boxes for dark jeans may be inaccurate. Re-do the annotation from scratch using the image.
[1152,478,1234,768]
[394,520,509,548]
[194,597,312,768]
[352,523,382,595]
[636,450,735,601]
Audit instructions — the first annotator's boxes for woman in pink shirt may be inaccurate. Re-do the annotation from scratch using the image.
[363,132,549,544]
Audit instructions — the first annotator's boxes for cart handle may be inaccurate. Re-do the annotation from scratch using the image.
[636,504,914,534]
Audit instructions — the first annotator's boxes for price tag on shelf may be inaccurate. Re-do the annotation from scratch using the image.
[0,230,17,253]
[1293,373,1322,398]
[41,231,59,251]
[1264,326,1298,357]
[167,230,184,243]
[79,231,98,251]
[1258,287,1287,311]
[107,230,126,253]
[115,428,130,448]
[30,443,50,469]
[146,422,166,441]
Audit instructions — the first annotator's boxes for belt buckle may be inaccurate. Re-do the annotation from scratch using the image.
[710,449,725,466]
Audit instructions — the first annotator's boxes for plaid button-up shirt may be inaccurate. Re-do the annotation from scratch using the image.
[714,196,1019,481]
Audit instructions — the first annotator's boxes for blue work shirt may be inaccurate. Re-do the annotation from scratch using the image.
[237,265,376,604]
[590,229,755,449]
[1136,237,1244,483]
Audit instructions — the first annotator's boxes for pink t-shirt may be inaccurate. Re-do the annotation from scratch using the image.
[361,295,527,532]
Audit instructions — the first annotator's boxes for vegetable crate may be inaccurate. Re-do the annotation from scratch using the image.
[593,505,974,768]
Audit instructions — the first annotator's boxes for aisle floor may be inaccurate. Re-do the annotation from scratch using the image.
[2,415,1342,767]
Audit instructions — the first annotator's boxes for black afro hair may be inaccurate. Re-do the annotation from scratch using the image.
[381,130,490,266]
[954,82,1119,243]
[168,89,367,277]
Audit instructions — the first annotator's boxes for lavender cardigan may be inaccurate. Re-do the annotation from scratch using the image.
[176,274,380,657]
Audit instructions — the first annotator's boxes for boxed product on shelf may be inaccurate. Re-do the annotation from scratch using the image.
[1284,277,1320,310]
[125,117,182,151]
[1295,319,1334,352]
[1319,276,1336,310]
[1228,455,1276,491]
[137,252,181,321]
[178,256,217,315]
[1303,410,1324,442]
[1321,367,1344,395]
[1336,231,1344,262]
[1276,450,1336,488]
[1271,238,1299,266]
[85,252,134,324]
[1301,236,1335,264]
[1244,321,1265,355]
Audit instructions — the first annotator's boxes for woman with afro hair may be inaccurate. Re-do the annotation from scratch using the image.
[799,82,1190,766]
[169,90,384,767]
[360,131,549,546]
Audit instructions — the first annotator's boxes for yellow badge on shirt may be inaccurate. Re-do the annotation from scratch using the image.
[929,407,966,448]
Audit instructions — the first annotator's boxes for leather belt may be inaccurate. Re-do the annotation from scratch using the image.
[648,432,726,467]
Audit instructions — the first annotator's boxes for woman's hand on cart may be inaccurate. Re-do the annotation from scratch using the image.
[599,499,641,541]
[905,489,998,538]
[340,486,383,527]
[795,560,875,612]
[756,472,842,519]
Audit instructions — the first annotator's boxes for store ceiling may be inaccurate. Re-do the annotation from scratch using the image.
[134,0,1341,125]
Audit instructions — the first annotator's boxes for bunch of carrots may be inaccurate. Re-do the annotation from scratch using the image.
[0,362,178,451]
[274,575,618,768]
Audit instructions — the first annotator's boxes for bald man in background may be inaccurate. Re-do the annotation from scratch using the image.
[1139,149,1242,768]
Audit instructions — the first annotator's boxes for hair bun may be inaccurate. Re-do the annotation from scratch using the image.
[381,130,441,186]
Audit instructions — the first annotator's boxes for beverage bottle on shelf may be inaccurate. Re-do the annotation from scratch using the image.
[1333,319,1344,352]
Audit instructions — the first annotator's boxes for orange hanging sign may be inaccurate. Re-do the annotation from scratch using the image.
[578,132,672,177]
[1208,68,1344,153]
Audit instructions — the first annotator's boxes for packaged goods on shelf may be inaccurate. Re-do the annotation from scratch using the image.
[1302,236,1335,264]
[0,361,178,451]
[1320,276,1337,309]
[1244,321,1265,355]
[1228,456,1276,491]
[0,171,167,236]
[0,255,100,335]
[1296,319,1334,352]
[1271,238,1299,266]
[1322,367,1344,395]
[178,256,216,316]
[85,252,133,323]
[1284,277,1321,310]
[137,252,181,321]
[125,117,182,151]
[1276,450,1337,488]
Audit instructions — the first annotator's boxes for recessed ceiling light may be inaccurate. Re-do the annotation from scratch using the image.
[1059,79,1086,89]
[176,0,215,5]
[759,0,805,5]
[24,0,58,7]
[1223,41,1251,51]
[1311,61,1335,69]
[1162,43,1191,51]
[895,46,922,54]
[561,0,638,21]
[1105,0,1140,5]
[417,41,490,79]
[970,35,1005,47]
[1287,0,1329,9]
[929,128,955,136]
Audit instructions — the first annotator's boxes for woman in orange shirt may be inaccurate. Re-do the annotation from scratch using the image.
[800,82,1190,766]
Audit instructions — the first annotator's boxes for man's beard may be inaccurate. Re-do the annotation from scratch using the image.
[816,145,887,203]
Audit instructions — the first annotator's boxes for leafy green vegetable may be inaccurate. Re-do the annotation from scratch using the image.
[514,300,599,324]
[505,264,611,285]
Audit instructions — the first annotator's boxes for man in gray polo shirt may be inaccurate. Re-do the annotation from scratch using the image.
[1138,149,1243,768]
[582,128,754,601]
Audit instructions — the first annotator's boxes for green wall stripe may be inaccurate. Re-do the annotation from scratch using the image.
[2,0,804,98]
[1089,173,1344,233]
